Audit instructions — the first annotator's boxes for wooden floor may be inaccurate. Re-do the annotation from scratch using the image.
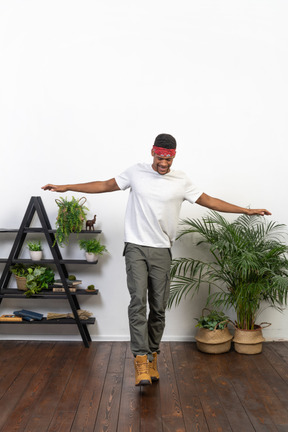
[1,341,288,432]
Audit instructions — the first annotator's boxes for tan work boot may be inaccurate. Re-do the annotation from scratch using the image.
[149,352,160,382]
[134,355,152,386]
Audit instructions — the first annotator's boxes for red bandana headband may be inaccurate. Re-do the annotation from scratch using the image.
[153,146,176,158]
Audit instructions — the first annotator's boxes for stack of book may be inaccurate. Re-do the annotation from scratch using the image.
[13,310,43,321]
[52,279,82,292]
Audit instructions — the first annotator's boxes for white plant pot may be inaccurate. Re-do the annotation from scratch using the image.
[85,252,98,262]
[29,250,43,261]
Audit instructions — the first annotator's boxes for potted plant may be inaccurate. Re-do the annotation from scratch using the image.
[24,265,55,297]
[10,264,55,296]
[27,240,43,260]
[194,309,232,354]
[10,263,29,291]
[168,211,288,354]
[54,196,89,247]
[86,284,96,292]
[79,238,108,262]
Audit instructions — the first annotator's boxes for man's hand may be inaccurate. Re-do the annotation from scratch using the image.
[42,184,68,192]
[245,208,272,216]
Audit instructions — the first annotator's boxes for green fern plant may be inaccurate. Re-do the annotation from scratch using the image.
[78,238,107,255]
[168,211,288,330]
[54,196,88,247]
[27,240,42,251]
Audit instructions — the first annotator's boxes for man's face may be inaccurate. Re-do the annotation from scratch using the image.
[151,150,174,175]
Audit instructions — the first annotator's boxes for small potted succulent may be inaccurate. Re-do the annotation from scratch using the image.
[27,240,43,261]
[86,284,97,292]
[79,238,107,262]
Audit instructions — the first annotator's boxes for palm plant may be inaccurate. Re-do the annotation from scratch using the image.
[168,211,288,330]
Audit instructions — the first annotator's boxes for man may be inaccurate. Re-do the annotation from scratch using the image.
[42,133,271,386]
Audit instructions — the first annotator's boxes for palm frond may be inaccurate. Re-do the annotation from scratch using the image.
[168,259,212,308]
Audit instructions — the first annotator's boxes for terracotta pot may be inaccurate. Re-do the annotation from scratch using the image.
[195,327,233,354]
[233,326,266,354]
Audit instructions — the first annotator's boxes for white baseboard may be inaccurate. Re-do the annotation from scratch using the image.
[1,335,287,342]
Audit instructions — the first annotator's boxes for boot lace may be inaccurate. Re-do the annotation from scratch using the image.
[136,360,148,374]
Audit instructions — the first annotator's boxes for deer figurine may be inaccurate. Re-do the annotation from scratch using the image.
[86,215,97,231]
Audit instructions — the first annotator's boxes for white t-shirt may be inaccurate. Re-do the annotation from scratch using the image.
[115,163,203,248]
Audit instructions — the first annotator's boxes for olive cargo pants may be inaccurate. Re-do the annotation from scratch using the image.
[124,243,172,361]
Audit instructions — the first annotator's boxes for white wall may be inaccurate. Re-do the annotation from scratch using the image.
[1,0,288,342]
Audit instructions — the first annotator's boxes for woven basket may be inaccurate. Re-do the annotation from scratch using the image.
[233,326,266,355]
[15,275,27,291]
[195,327,233,354]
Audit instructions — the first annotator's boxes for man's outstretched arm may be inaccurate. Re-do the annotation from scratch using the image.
[196,193,271,216]
[41,178,120,194]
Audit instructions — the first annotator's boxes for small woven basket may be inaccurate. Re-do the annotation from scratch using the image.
[15,275,27,291]
[196,327,233,354]
[233,326,267,355]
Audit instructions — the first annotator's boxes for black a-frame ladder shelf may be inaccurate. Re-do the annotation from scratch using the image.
[0,196,101,347]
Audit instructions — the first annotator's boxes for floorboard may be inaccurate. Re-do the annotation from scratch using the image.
[0,341,288,432]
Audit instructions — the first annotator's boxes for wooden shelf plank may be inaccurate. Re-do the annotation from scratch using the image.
[17,259,97,265]
[0,288,99,298]
[0,259,98,265]
[0,317,96,324]
[0,228,102,234]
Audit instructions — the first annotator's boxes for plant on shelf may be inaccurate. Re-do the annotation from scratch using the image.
[27,240,43,260]
[194,309,232,354]
[168,211,288,353]
[86,284,96,291]
[25,266,55,297]
[79,238,107,262]
[54,196,89,247]
[10,263,29,291]
[27,240,42,251]
[10,264,55,297]
[10,263,28,278]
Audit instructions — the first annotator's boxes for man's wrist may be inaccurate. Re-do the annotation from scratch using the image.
[243,208,251,215]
